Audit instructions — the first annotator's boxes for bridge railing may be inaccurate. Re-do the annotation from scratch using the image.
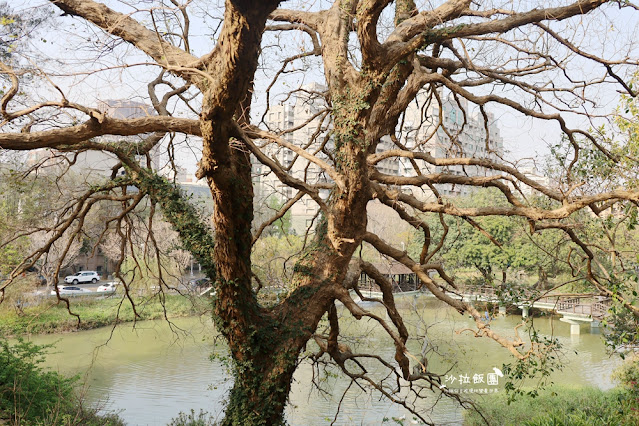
[460,285,498,298]
[556,297,582,313]
[459,286,612,319]
[591,299,612,319]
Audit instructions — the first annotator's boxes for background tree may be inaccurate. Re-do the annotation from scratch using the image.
[30,230,81,289]
[263,196,293,237]
[0,167,59,277]
[424,190,575,289]
[0,1,47,60]
[0,0,638,424]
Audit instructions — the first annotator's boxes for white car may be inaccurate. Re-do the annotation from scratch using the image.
[51,286,93,296]
[64,271,100,284]
[96,282,118,294]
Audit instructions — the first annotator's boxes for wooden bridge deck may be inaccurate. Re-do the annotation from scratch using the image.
[459,285,611,320]
[352,284,611,322]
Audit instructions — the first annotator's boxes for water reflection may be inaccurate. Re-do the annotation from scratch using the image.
[26,297,621,425]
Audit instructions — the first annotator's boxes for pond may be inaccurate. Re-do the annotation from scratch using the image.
[27,297,621,425]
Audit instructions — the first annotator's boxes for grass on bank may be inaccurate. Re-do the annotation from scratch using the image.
[0,293,211,336]
[464,386,638,426]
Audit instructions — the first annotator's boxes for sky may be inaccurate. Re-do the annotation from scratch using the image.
[5,0,639,175]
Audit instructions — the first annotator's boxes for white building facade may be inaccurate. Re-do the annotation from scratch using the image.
[398,92,504,198]
[26,100,160,178]
[254,87,506,234]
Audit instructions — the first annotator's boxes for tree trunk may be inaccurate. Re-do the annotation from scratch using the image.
[536,266,548,290]
[476,264,493,284]
[222,343,299,425]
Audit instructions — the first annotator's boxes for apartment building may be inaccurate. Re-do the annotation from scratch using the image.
[399,92,504,198]
[255,86,506,234]
[256,84,331,234]
[26,100,160,176]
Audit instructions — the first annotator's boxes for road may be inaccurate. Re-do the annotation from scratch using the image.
[54,274,203,292]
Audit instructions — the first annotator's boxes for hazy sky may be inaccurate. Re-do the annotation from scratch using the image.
[7,0,639,174]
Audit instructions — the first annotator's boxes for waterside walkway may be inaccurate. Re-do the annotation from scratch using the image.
[458,285,611,335]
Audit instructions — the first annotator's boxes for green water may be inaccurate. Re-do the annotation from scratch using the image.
[24,297,621,425]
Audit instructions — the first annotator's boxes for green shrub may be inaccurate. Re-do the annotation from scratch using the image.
[464,386,632,426]
[0,338,124,425]
[168,409,217,426]
[614,355,639,425]
[0,338,76,423]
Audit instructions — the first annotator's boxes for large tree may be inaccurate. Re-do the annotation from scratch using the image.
[1,0,639,424]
